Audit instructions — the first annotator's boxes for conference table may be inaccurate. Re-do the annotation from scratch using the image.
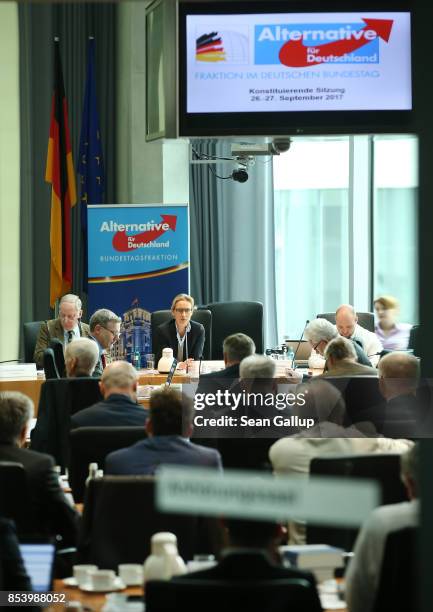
[0,360,321,416]
[46,579,346,611]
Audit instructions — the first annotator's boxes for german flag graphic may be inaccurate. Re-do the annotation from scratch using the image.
[196,31,226,62]
[45,39,77,307]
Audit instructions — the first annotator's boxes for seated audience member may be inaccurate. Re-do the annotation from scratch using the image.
[196,332,256,396]
[0,392,79,545]
[176,516,319,594]
[269,380,413,543]
[33,293,90,368]
[322,337,378,378]
[335,304,382,366]
[88,309,122,376]
[305,318,372,369]
[0,518,31,591]
[153,294,205,370]
[374,295,412,351]
[345,444,419,612]
[374,352,421,437]
[105,387,222,474]
[70,361,146,428]
[65,337,100,378]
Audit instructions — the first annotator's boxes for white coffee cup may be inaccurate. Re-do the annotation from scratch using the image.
[118,563,144,586]
[73,564,98,587]
[89,569,116,590]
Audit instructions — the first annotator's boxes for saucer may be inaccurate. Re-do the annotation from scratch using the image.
[63,577,78,587]
[81,577,126,593]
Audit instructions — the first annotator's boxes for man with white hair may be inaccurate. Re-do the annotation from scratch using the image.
[335,304,382,366]
[305,318,372,369]
[322,337,378,378]
[65,338,100,378]
[33,293,90,367]
[71,361,147,428]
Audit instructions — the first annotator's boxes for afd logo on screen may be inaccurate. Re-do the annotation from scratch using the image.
[195,27,249,64]
[254,19,393,67]
[98,215,177,252]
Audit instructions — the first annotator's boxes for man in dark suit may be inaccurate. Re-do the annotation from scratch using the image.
[71,361,147,428]
[33,293,90,368]
[0,392,79,546]
[88,309,122,377]
[153,294,205,367]
[174,517,320,596]
[105,387,222,475]
[196,332,255,396]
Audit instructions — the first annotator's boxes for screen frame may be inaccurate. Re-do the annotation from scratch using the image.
[178,0,413,137]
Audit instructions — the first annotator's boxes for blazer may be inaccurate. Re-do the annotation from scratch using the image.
[196,363,240,396]
[34,319,90,368]
[153,319,205,363]
[105,434,222,475]
[70,393,148,429]
[0,443,79,546]
[322,361,378,378]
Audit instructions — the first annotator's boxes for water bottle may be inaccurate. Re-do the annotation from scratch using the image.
[133,349,141,370]
[85,462,98,487]
[286,345,295,368]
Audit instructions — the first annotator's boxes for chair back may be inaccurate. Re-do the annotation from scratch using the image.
[31,378,102,469]
[0,462,32,535]
[69,426,147,503]
[43,349,60,380]
[373,527,417,612]
[317,311,375,332]
[146,578,322,612]
[206,301,264,359]
[151,310,172,364]
[408,324,420,356]
[77,476,223,569]
[50,338,66,377]
[308,453,408,551]
[321,376,383,426]
[23,321,44,363]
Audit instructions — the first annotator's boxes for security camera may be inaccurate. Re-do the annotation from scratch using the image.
[232,168,249,183]
[271,138,292,154]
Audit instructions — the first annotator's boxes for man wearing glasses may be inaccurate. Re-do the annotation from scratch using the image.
[33,293,90,368]
[88,308,122,377]
[153,293,205,370]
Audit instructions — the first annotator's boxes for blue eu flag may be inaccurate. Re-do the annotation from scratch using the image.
[78,38,105,290]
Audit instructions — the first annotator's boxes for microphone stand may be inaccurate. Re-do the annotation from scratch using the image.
[291,319,310,368]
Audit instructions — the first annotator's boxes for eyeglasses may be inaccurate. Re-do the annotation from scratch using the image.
[59,313,79,322]
[312,341,322,353]
[174,308,192,314]
[100,325,120,340]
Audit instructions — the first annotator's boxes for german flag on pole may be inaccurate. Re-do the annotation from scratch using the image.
[45,38,77,307]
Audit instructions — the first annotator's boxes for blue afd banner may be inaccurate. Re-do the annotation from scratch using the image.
[87,204,189,361]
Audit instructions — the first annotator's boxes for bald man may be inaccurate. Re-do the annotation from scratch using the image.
[70,361,147,428]
[335,305,382,367]
[375,352,421,437]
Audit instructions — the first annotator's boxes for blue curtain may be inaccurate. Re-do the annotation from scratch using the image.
[190,139,278,348]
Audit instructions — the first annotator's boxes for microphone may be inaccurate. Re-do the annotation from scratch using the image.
[291,319,310,368]
[0,359,23,364]
[198,354,203,377]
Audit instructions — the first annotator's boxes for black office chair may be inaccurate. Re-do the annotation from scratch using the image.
[205,301,264,359]
[307,453,408,551]
[146,578,322,612]
[317,311,375,332]
[408,324,420,356]
[69,426,147,503]
[50,338,66,377]
[77,476,223,569]
[23,321,44,363]
[151,309,212,362]
[373,527,417,612]
[42,349,60,380]
[31,378,102,470]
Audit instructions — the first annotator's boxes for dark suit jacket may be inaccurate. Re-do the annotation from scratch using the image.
[34,319,90,368]
[176,549,317,585]
[0,443,79,545]
[0,518,32,591]
[196,363,240,396]
[70,394,148,429]
[153,319,205,363]
[105,434,222,475]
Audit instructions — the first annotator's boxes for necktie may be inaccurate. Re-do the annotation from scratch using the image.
[67,331,74,343]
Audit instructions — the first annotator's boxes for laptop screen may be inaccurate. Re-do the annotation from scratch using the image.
[19,543,56,592]
[165,359,178,387]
